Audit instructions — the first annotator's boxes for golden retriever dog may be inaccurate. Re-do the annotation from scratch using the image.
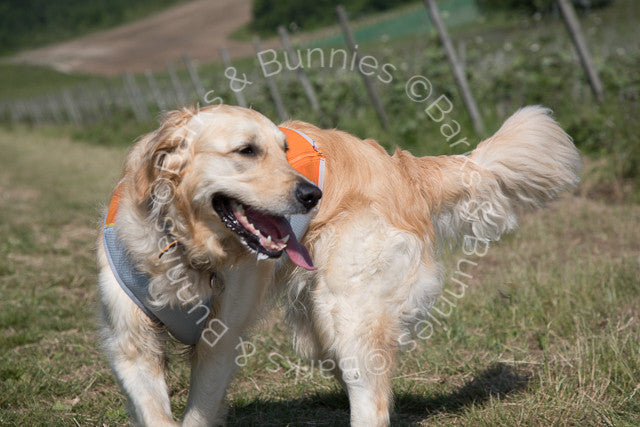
[97,104,581,426]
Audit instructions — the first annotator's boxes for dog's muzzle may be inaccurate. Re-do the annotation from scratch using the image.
[211,193,318,270]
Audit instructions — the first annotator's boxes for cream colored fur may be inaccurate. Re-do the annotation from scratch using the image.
[97,104,581,426]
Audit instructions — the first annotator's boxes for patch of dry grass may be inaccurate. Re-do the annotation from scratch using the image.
[0,126,638,425]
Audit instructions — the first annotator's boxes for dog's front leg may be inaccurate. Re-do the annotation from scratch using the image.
[182,261,273,426]
[98,269,176,426]
[181,321,239,426]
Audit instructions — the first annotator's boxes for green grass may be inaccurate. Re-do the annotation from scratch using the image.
[0,128,127,424]
[0,64,98,99]
[1,0,639,423]
[306,0,480,49]
[223,197,640,425]
[0,126,638,425]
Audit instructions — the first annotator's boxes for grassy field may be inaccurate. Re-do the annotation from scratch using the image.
[0,123,638,425]
[1,0,639,425]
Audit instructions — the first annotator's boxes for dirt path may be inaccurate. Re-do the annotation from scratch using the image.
[10,0,276,76]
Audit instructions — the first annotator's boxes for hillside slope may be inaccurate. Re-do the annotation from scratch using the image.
[10,0,274,75]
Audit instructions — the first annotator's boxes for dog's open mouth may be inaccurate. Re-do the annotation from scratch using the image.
[212,195,316,270]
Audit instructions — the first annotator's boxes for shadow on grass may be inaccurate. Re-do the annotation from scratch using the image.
[393,362,532,424]
[227,362,532,426]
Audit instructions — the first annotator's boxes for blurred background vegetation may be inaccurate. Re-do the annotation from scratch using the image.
[0,0,186,55]
[0,0,635,198]
[0,0,615,55]
[250,0,614,34]
[2,0,635,201]
[477,0,613,13]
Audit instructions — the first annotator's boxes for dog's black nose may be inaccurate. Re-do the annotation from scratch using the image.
[296,181,322,211]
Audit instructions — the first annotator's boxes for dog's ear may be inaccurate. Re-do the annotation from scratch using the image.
[133,108,196,204]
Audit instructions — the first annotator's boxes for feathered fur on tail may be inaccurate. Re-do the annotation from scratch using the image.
[431,106,582,244]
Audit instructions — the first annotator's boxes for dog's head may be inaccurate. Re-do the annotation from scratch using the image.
[131,105,321,270]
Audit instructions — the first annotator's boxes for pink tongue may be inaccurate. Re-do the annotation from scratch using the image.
[285,236,317,271]
[273,217,317,271]
[244,207,316,271]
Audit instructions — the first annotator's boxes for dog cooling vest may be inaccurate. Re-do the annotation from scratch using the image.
[102,126,324,345]
[279,126,326,239]
[103,185,215,345]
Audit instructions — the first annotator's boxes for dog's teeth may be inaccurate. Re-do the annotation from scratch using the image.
[266,235,272,246]
[281,234,290,243]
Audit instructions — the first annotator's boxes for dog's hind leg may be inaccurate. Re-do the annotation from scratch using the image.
[329,312,398,427]
[304,215,434,426]
[292,283,396,427]
[98,267,176,426]
[312,272,399,426]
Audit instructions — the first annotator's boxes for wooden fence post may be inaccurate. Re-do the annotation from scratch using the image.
[123,73,151,122]
[92,81,114,117]
[166,61,188,106]
[62,89,82,126]
[219,45,248,108]
[145,69,167,111]
[37,97,49,124]
[122,73,141,121]
[556,0,604,102]
[15,100,27,124]
[277,25,321,116]
[252,36,288,122]
[82,82,104,121]
[105,78,125,112]
[423,0,484,134]
[27,98,43,125]
[182,53,207,103]
[9,101,19,123]
[336,5,389,130]
[47,94,64,124]
[94,81,113,119]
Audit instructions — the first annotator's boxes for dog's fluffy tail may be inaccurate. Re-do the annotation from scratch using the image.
[431,106,582,244]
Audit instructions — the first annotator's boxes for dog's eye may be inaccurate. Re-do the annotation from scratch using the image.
[284,142,289,152]
[236,145,257,156]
